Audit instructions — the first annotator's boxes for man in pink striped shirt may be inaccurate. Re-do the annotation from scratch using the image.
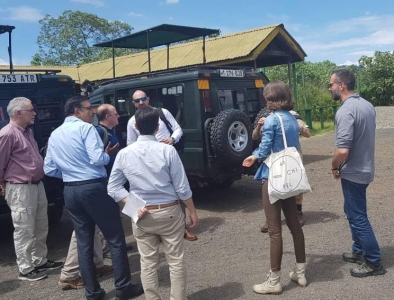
[0,97,62,282]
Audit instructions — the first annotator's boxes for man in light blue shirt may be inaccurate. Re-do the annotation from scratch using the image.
[44,96,143,300]
[108,106,198,300]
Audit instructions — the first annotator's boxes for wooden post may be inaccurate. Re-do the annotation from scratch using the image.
[112,40,115,78]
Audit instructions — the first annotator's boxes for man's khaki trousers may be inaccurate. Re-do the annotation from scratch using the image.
[132,203,186,300]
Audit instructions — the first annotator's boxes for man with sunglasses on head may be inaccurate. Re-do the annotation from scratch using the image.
[0,97,63,282]
[44,96,143,300]
[126,90,197,242]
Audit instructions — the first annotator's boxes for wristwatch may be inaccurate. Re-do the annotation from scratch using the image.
[331,167,339,171]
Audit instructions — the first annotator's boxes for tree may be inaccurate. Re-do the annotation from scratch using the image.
[32,10,136,66]
[359,51,394,106]
[263,60,338,110]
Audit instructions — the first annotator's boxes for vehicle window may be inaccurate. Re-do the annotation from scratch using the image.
[143,89,158,108]
[246,88,261,117]
[157,86,184,125]
[36,88,61,103]
[133,87,184,125]
[115,89,132,117]
[59,86,77,100]
[12,87,66,103]
[37,106,61,121]
[104,94,115,106]
[0,89,15,102]
[217,89,246,113]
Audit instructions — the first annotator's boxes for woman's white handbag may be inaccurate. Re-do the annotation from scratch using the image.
[264,113,311,204]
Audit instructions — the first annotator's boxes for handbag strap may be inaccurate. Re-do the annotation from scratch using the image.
[273,112,288,148]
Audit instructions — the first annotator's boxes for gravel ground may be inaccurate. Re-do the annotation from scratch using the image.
[0,107,393,300]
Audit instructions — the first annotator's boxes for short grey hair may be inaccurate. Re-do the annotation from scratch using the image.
[7,97,32,118]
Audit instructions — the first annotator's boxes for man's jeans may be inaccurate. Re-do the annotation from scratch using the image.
[341,178,381,265]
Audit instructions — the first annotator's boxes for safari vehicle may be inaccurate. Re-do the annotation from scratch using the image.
[88,24,272,188]
[89,24,272,188]
[0,25,78,225]
[0,69,78,224]
[89,66,269,188]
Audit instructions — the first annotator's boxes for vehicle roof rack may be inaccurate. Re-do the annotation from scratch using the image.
[0,69,62,75]
[94,24,220,79]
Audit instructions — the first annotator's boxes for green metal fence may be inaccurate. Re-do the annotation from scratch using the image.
[296,104,340,130]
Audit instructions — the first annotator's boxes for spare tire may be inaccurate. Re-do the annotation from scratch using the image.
[210,109,253,164]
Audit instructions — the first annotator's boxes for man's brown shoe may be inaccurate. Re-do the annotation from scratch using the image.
[184,229,197,241]
[58,277,84,290]
[96,265,113,277]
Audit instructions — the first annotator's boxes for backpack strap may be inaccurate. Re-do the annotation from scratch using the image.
[158,108,173,135]
[95,124,109,147]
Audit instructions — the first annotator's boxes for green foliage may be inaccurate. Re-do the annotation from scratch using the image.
[358,51,394,106]
[310,121,335,136]
[32,10,136,66]
[263,61,339,121]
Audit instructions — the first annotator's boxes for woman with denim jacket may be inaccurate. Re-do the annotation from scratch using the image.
[243,81,307,294]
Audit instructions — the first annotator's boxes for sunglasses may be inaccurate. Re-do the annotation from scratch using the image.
[328,81,341,89]
[133,96,148,103]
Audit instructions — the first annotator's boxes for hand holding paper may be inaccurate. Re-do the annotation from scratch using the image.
[121,191,147,223]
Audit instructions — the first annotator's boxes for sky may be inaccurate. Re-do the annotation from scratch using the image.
[0,0,393,67]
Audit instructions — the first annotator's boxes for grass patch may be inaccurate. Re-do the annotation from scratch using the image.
[309,121,335,136]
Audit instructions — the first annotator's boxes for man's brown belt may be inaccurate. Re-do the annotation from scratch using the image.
[146,200,179,210]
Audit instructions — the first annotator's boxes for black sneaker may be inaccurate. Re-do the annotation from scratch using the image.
[35,260,63,271]
[350,261,387,278]
[342,252,364,264]
[18,269,48,281]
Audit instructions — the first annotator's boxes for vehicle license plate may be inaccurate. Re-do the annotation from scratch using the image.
[0,74,38,84]
[219,69,245,77]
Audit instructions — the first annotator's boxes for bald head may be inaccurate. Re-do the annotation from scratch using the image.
[132,90,150,109]
[96,104,119,129]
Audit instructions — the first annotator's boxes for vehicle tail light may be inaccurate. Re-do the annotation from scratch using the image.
[201,90,212,112]
[198,79,209,90]
[255,79,264,88]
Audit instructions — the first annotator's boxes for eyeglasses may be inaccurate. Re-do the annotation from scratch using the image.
[133,96,148,103]
[80,106,95,111]
[20,109,35,113]
[328,81,341,88]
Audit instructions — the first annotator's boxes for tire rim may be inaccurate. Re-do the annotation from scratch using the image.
[227,121,248,152]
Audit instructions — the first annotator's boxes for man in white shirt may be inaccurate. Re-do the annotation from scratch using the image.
[126,90,182,146]
[126,90,197,241]
[108,106,198,300]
